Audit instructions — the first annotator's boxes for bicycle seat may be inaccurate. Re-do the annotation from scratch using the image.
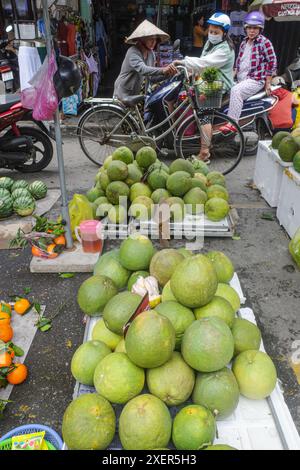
[245,90,267,102]
[0,94,21,113]
[122,95,145,108]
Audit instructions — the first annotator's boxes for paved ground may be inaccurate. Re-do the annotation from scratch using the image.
[0,137,299,444]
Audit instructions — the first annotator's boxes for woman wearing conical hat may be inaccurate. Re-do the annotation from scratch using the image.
[114,20,176,103]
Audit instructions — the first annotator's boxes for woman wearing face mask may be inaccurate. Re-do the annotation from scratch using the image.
[221,11,277,133]
[174,13,235,161]
[114,20,176,103]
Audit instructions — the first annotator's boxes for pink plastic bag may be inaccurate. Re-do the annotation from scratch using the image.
[21,52,58,120]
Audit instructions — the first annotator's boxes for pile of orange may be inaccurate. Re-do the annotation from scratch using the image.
[0,301,28,386]
[31,234,66,259]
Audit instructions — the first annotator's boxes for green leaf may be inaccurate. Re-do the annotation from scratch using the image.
[35,317,50,328]
[23,287,31,295]
[59,273,75,279]
[33,302,41,315]
[261,212,275,221]
[10,343,24,357]
[232,234,241,240]
[40,324,52,332]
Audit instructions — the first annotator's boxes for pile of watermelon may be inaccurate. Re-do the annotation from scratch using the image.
[85,146,230,224]
[0,176,47,219]
[62,236,277,450]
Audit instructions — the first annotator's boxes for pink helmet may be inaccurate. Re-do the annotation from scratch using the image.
[244,11,265,29]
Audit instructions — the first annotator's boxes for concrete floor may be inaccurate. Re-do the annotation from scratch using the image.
[0,138,299,443]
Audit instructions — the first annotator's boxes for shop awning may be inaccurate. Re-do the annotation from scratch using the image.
[249,0,300,21]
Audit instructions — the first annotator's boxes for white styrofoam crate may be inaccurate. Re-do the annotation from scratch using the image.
[277,167,300,238]
[69,274,300,451]
[254,141,292,208]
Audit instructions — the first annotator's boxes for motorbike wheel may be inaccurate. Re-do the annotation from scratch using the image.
[5,126,53,172]
[175,110,245,176]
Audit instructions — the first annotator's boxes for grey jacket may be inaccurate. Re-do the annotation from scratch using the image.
[113,45,165,101]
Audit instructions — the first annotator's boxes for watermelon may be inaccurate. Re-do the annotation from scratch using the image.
[0,194,13,219]
[29,181,48,200]
[11,180,29,192]
[0,176,14,191]
[11,188,33,201]
[13,196,36,217]
[0,188,11,199]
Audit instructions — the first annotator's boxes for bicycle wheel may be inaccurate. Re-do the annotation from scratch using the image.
[175,109,245,175]
[77,106,138,166]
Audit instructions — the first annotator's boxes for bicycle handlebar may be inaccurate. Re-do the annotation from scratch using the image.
[175,65,190,82]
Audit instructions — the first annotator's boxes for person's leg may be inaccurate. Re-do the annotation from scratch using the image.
[228,79,263,121]
[199,123,212,161]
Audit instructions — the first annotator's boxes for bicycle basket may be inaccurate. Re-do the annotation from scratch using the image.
[194,80,224,109]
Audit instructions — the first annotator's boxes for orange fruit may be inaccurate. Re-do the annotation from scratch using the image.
[54,235,66,246]
[0,312,11,324]
[14,298,31,315]
[6,363,28,385]
[32,245,44,257]
[0,324,13,342]
[46,243,59,259]
[0,351,12,368]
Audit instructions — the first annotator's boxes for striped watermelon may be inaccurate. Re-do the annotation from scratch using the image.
[11,188,33,201]
[0,188,11,199]
[0,194,13,219]
[13,196,36,217]
[29,181,48,200]
[11,180,29,192]
[0,176,14,191]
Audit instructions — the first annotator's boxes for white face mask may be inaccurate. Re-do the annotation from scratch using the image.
[208,33,223,45]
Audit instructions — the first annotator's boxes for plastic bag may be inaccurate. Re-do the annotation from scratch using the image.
[289,227,300,269]
[68,194,94,240]
[131,276,161,308]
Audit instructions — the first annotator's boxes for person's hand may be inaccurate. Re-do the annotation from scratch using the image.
[265,83,272,96]
[162,63,178,76]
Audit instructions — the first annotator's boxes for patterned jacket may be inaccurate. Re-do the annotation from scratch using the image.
[236,34,277,82]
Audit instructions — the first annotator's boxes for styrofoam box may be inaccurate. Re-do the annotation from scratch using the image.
[277,167,300,238]
[254,141,292,208]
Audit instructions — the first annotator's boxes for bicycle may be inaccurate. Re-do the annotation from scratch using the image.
[77,66,245,175]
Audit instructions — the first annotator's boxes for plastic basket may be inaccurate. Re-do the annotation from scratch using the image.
[0,437,56,450]
[0,424,63,450]
[195,80,224,109]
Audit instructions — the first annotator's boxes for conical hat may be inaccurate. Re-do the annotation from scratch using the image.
[125,20,170,44]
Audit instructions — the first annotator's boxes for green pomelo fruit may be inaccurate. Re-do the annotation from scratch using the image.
[71,340,111,386]
[125,163,143,186]
[119,394,172,450]
[77,275,117,316]
[94,196,108,206]
[194,296,235,328]
[115,338,126,353]
[149,161,169,174]
[165,196,185,221]
[107,160,128,181]
[232,318,262,356]
[206,171,226,187]
[103,154,113,169]
[166,171,192,197]
[127,270,149,291]
[192,367,239,419]
[162,281,177,302]
[278,136,299,162]
[169,158,195,176]
[99,171,110,191]
[292,128,300,137]
[182,317,234,372]
[155,301,195,349]
[190,177,207,192]
[293,151,300,173]
[191,159,210,176]
[205,197,230,222]
[170,255,218,308]
[108,205,127,224]
[206,251,234,283]
[129,195,153,220]
[172,405,216,450]
[106,181,129,205]
[125,310,175,368]
[86,186,104,203]
[62,393,115,450]
[149,249,184,286]
[177,247,193,258]
[233,350,277,400]
[112,146,134,164]
[207,184,229,201]
[135,146,157,169]
[184,187,207,215]
[92,318,122,350]
[94,253,130,290]
[103,291,142,335]
[271,131,290,150]
[205,445,237,450]
[146,351,195,406]
[151,188,170,204]
[119,235,155,270]
[194,172,208,186]
[216,283,241,313]
[147,169,168,190]
[129,182,152,202]
[96,202,113,219]
[94,352,144,404]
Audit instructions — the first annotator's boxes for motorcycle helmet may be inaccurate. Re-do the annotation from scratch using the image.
[244,11,265,29]
[53,56,82,100]
[207,12,231,32]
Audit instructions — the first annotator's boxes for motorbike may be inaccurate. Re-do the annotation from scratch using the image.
[0,26,19,93]
[0,94,53,172]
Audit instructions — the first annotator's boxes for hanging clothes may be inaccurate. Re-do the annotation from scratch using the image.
[67,23,77,56]
[18,46,42,91]
[83,52,100,97]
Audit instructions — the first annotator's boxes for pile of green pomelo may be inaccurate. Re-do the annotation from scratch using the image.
[62,235,277,450]
[84,146,230,224]
[272,128,300,173]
